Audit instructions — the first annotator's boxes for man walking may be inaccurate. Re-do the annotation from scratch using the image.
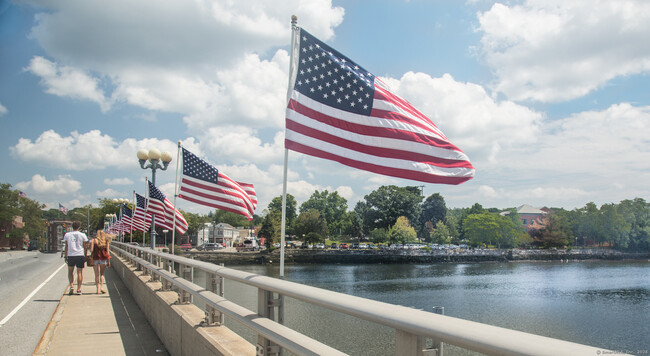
[63,221,88,295]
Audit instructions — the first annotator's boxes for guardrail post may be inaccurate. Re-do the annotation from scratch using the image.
[151,255,159,281]
[430,306,444,356]
[257,289,283,356]
[178,263,192,304]
[161,258,171,291]
[395,306,444,356]
[204,272,224,325]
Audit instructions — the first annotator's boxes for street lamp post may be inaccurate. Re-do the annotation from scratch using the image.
[112,198,129,242]
[105,213,116,232]
[137,148,172,250]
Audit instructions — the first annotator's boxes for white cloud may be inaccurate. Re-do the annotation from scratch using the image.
[199,125,285,166]
[104,178,133,185]
[0,102,7,116]
[477,0,650,102]
[24,56,110,111]
[475,103,650,209]
[10,129,180,170]
[375,72,542,164]
[15,174,81,195]
[95,188,124,198]
[25,0,343,117]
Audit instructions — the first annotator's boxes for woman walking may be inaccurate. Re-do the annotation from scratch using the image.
[91,228,113,294]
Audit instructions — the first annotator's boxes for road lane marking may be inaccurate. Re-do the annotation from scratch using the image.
[0,263,66,327]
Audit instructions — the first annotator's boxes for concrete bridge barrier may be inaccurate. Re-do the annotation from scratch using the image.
[111,252,255,355]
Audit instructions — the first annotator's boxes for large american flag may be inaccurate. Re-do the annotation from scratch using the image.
[285,28,474,185]
[58,203,68,215]
[146,181,188,234]
[178,147,256,220]
[133,193,152,232]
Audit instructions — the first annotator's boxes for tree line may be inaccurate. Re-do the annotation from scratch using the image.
[2,182,648,252]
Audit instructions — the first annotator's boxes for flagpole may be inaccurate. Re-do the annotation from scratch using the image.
[145,176,150,248]
[131,191,135,244]
[280,15,300,278]
[171,141,181,255]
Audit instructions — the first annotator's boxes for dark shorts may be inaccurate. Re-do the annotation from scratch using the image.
[67,255,85,268]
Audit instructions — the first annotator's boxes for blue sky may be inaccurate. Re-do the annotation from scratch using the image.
[1,0,649,215]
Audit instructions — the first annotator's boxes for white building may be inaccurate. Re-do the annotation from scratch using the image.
[196,222,240,247]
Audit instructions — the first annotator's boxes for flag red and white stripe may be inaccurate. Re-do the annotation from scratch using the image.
[147,181,188,234]
[133,193,152,232]
[178,147,256,220]
[285,28,474,185]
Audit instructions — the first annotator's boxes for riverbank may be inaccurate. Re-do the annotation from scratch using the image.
[185,248,650,265]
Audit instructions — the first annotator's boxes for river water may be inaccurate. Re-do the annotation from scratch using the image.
[193,261,649,355]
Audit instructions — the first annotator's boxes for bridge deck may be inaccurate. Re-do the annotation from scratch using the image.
[35,267,168,356]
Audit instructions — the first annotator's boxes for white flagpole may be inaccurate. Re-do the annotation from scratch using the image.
[145,176,149,248]
[280,15,300,278]
[129,190,138,243]
[171,141,181,255]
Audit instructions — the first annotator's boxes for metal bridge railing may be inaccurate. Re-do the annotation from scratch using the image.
[112,242,608,356]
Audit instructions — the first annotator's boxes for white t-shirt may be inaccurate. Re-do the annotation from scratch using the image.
[63,230,88,256]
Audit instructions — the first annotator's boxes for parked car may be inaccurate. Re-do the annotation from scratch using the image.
[242,239,260,251]
[339,243,348,249]
[330,242,337,249]
[315,243,325,249]
[350,243,360,249]
[27,241,38,251]
[198,243,220,251]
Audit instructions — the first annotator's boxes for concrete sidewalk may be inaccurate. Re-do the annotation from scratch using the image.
[34,267,168,356]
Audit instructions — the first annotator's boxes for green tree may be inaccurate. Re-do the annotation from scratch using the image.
[362,186,422,232]
[597,203,630,248]
[368,228,388,244]
[17,198,45,244]
[212,209,250,228]
[388,216,417,244]
[183,211,210,237]
[576,202,599,246]
[294,209,328,242]
[353,201,369,236]
[431,220,451,245]
[532,213,572,248]
[463,212,499,247]
[299,190,348,237]
[268,194,297,235]
[420,193,447,232]
[258,210,281,247]
[617,198,650,251]
[0,184,20,225]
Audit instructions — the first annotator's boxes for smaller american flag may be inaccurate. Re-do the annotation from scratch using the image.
[133,193,151,232]
[178,148,256,220]
[121,205,133,230]
[58,203,68,215]
[147,181,188,234]
[18,191,27,197]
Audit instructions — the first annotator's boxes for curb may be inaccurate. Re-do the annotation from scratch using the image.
[33,286,68,356]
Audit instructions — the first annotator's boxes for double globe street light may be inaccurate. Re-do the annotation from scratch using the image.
[137,148,172,249]
[112,198,130,242]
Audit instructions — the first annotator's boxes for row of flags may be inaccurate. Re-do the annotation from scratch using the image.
[106,146,258,236]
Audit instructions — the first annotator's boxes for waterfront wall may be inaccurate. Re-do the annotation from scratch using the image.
[186,248,650,265]
[112,253,255,356]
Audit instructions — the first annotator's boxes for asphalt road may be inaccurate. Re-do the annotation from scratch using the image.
[0,250,71,356]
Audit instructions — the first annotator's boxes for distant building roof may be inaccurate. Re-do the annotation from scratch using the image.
[516,204,547,215]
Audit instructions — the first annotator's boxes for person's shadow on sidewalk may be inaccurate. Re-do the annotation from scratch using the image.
[105,267,170,356]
